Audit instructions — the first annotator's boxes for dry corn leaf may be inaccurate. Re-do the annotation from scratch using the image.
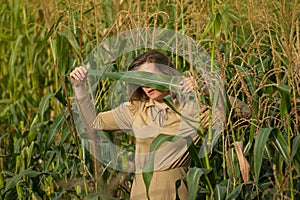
[232,141,250,182]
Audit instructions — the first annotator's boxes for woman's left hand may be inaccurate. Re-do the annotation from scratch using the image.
[180,77,198,93]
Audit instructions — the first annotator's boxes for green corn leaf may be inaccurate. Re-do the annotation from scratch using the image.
[142,134,206,199]
[214,13,222,41]
[0,153,20,158]
[47,111,69,149]
[45,151,56,171]
[148,134,182,153]
[8,34,24,94]
[34,14,63,61]
[9,34,24,79]
[269,129,289,164]
[55,88,68,107]
[58,123,72,146]
[258,182,273,192]
[254,128,272,183]
[291,135,300,174]
[57,29,81,57]
[187,138,202,167]
[0,172,4,189]
[291,135,300,161]
[4,168,42,193]
[253,128,290,182]
[142,134,183,200]
[37,93,56,122]
[276,84,291,119]
[214,184,227,200]
[294,154,300,175]
[187,167,211,200]
[0,33,15,41]
[25,142,35,168]
[200,13,216,40]
[214,179,229,200]
[88,70,182,93]
[226,184,244,200]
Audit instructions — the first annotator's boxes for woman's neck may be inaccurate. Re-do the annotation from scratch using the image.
[153,100,168,109]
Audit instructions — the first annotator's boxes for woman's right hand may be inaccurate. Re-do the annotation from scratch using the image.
[70,66,87,87]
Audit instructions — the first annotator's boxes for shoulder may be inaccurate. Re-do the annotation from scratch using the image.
[129,100,147,112]
[114,100,147,116]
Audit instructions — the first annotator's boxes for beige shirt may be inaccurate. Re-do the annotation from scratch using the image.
[76,90,249,199]
[77,93,203,200]
[78,93,202,172]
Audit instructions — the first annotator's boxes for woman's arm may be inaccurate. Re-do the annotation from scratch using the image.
[70,66,98,131]
[180,76,251,121]
[70,66,133,131]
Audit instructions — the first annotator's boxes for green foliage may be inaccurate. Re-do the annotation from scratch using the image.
[141,134,186,199]
[0,0,299,199]
[187,167,211,200]
[89,70,182,93]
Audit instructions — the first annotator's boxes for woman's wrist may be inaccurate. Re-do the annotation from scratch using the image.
[74,84,88,99]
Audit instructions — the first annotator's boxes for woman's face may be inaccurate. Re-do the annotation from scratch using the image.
[137,62,170,102]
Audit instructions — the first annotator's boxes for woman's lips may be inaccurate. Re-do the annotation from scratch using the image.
[147,89,155,95]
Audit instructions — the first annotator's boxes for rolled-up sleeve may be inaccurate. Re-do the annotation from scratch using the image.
[91,102,133,131]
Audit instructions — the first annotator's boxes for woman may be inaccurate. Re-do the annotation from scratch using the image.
[70,50,212,199]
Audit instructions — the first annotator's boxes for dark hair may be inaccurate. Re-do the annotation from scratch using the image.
[127,50,180,102]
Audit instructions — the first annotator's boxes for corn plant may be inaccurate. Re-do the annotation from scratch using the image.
[0,0,299,199]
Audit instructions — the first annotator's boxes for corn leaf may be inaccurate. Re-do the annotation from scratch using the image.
[269,129,289,164]
[291,135,300,174]
[253,128,289,183]
[276,84,291,119]
[291,135,300,162]
[37,93,56,122]
[187,138,203,167]
[226,184,244,200]
[57,29,81,57]
[47,111,69,149]
[187,167,211,200]
[214,184,227,200]
[214,179,229,200]
[34,14,63,62]
[254,128,272,182]
[232,141,250,183]
[88,70,182,93]
[8,34,24,93]
[4,169,42,193]
[142,134,182,199]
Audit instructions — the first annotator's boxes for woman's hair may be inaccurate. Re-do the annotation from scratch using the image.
[127,50,180,102]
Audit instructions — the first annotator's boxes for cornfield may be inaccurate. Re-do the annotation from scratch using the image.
[0,0,299,199]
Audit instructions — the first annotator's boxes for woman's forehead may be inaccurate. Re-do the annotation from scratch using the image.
[136,63,161,73]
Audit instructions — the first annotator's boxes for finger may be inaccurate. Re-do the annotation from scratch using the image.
[78,66,88,76]
[181,80,194,93]
[71,70,83,81]
[181,86,191,93]
[70,72,81,86]
[77,68,87,80]
[77,70,87,81]
[73,66,88,80]
[70,70,79,80]
[182,86,192,93]
[81,65,87,73]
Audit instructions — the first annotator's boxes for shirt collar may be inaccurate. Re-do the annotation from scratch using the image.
[145,97,180,111]
[145,98,156,108]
